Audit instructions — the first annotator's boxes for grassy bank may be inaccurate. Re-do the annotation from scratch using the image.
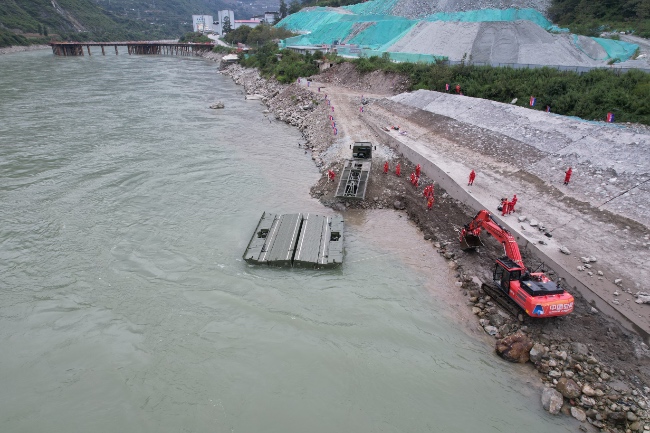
[355,55,650,125]
[239,42,321,83]
[549,0,650,38]
[239,44,650,125]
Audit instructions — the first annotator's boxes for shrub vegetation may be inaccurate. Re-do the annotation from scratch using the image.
[352,55,650,124]
[240,42,320,83]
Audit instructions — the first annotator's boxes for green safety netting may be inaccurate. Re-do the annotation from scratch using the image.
[282,21,355,46]
[276,4,640,64]
[342,0,398,16]
[424,8,554,29]
[592,37,639,62]
[348,19,417,49]
[276,9,347,32]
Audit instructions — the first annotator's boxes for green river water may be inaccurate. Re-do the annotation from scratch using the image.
[0,50,576,432]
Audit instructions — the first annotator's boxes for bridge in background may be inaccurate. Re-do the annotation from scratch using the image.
[50,42,215,56]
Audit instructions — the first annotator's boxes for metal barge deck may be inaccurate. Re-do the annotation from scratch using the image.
[243,212,344,268]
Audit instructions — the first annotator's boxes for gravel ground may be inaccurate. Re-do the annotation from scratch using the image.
[389,0,552,18]
[387,20,605,66]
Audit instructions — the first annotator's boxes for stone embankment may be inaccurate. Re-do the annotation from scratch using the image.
[220,64,334,167]
[215,60,650,432]
[466,277,650,431]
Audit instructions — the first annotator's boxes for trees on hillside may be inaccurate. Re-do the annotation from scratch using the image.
[279,0,288,19]
[288,0,301,14]
[222,16,232,34]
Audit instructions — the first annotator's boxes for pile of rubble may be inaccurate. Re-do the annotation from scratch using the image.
[458,275,650,431]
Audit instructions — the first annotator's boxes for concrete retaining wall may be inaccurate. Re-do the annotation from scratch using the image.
[373,123,647,340]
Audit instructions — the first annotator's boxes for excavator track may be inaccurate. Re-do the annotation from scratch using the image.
[481,282,523,318]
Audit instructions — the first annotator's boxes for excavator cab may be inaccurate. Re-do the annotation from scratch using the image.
[493,257,523,293]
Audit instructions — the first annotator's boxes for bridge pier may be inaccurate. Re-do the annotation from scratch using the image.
[50,42,215,57]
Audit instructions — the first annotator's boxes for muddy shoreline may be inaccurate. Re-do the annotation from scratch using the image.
[213,59,650,432]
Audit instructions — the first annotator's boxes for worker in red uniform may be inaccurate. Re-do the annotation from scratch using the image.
[423,185,430,198]
[414,176,419,187]
[410,172,415,185]
[415,164,421,178]
[395,163,401,177]
[455,84,461,94]
[509,194,518,214]
[383,161,389,174]
[427,196,434,211]
[564,167,573,185]
[501,198,509,216]
[468,169,476,186]
[327,169,336,182]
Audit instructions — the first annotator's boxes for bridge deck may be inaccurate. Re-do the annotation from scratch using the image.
[243,212,344,268]
[49,42,215,56]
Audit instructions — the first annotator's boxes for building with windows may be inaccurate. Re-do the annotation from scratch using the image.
[233,19,262,30]
[192,15,214,33]
[215,10,235,35]
[264,12,279,24]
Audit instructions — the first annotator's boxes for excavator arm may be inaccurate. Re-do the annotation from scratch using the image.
[460,210,524,268]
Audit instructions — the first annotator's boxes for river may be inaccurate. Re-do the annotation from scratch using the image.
[0,50,576,432]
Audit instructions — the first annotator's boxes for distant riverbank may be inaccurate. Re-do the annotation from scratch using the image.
[0,45,49,56]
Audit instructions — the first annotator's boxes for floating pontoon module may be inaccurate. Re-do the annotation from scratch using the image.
[243,212,344,268]
[335,159,372,199]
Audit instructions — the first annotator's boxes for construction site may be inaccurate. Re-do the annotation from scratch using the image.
[219,43,650,428]
[276,0,648,71]
[207,0,650,428]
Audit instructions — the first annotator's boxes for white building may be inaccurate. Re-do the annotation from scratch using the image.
[215,10,235,35]
[264,12,279,24]
[192,15,214,33]
[234,19,262,30]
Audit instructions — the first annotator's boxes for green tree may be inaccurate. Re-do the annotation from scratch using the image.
[279,0,288,19]
[222,16,232,34]
[223,25,252,44]
[288,0,301,14]
[43,26,48,37]
[37,23,42,35]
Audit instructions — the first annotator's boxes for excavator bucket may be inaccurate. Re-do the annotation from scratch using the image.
[460,234,483,250]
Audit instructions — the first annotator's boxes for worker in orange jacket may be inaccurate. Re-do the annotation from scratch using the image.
[427,196,434,211]
[383,161,389,174]
[501,198,509,216]
[509,194,518,213]
[395,163,401,177]
[564,167,573,185]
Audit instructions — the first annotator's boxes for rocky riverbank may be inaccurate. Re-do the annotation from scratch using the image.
[0,45,49,55]
[217,62,650,433]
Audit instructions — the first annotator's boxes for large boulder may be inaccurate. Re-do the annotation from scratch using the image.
[495,332,533,363]
[556,377,581,399]
[541,388,564,415]
[570,407,586,422]
[529,343,547,363]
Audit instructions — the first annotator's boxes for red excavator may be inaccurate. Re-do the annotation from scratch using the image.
[459,210,574,317]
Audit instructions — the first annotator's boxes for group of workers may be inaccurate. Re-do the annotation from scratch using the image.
[500,195,518,216]
[340,158,574,216]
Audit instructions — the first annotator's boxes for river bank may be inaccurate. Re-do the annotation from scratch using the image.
[0,44,49,55]
[211,56,650,431]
